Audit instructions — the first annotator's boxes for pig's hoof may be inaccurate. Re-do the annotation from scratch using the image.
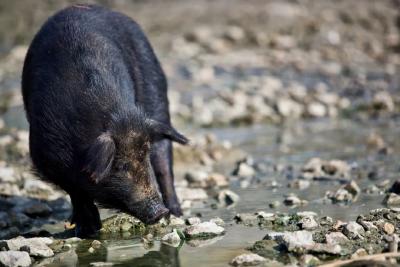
[75,224,101,238]
[167,202,183,217]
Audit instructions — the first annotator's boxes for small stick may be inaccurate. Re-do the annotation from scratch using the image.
[389,234,400,252]
[319,252,400,267]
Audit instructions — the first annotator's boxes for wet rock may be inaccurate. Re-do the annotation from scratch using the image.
[234,213,259,226]
[90,262,114,267]
[0,212,10,229]
[273,231,314,252]
[184,170,208,188]
[9,213,30,228]
[184,222,225,239]
[186,235,224,248]
[299,216,318,230]
[223,26,246,43]
[176,187,208,201]
[0,167,16,183]
[207,173,228,187]
[372,91,394,112]
[22,178,59,200]
[344,181,361,196]
[275,98,303,118]
[383,193,400,206]
[0,251,31,267]
[325,232,349,245]
[297,211,318,218]
[233,161,255,178]
[269,201,280,209]
[0,184,20,196]
[320,216,334,226]
[161,229,182,247]
[2,236,54,258]
[91,240,101,249]
[327,181,360,204]
[169,216,185,227]
[255,212,275,221]
[386,234,400,252]
[283,194,307,206]
[351,248,368,259]
[230,253,266,266]
[185,26,213,43]
[23,202,52,217]
[358,220,378,232]
[300,254,320,266]
[186,217,201,225]
[381,222,395,235]
[288,179,310,190]
[217,190,240,206]
[307,102,326,117]
[342,222,365,240]
[265,230,342,254]
[64,237,81,244]
[367,132,387,151]
[301,158,350,181]
[210,217,225,226]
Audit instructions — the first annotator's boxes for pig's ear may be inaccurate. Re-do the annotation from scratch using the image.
[147,119,189,145]
[83,132,116,183]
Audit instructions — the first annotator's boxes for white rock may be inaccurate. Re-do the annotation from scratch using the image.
[296,211,318,218]
[90,262,114,267]
[207,173,229,187]
[217,190,240,206]
[184,170,209,187]
[230,253,266,266]
[210,217,225,226]
[184,222,225,238]
[161,229,181,247]
[276,98,303,118]
[307,102,326,117]
[5,236,54,258]
[325,232,349,245]
[186,217,201,225]
[342,222,365,240]
[373,91,394,112]
[234,163,255,178]
[0,167,16,183]
[255,211,275,221]
[176,187,208,202]
[299,216,319,230]
[168,216,185,226]
[0,251,31,267]
[277,231,315,251]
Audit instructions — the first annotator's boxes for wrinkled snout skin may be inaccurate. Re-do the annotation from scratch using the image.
[22,4,188,237]
[132,195,170,224]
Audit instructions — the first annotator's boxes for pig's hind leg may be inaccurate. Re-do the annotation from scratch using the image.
[69,191,102,237]
[151,139,182,216]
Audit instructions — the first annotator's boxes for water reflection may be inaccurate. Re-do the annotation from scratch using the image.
[41,241,180,267]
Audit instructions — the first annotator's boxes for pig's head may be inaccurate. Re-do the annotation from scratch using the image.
[82,113,188,224]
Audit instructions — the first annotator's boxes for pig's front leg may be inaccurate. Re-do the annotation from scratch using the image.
[151,139,182,216]
[69,191,102,237]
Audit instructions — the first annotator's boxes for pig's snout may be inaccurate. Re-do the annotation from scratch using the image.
[132,195,169,224]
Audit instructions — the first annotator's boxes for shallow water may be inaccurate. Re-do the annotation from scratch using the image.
[30,118,400,266]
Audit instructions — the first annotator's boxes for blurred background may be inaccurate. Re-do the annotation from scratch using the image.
[0,1,400,266]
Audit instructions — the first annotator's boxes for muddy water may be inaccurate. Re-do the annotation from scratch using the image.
[28,118,398,267]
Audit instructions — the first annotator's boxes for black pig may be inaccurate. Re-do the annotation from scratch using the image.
[22,4,188,237]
